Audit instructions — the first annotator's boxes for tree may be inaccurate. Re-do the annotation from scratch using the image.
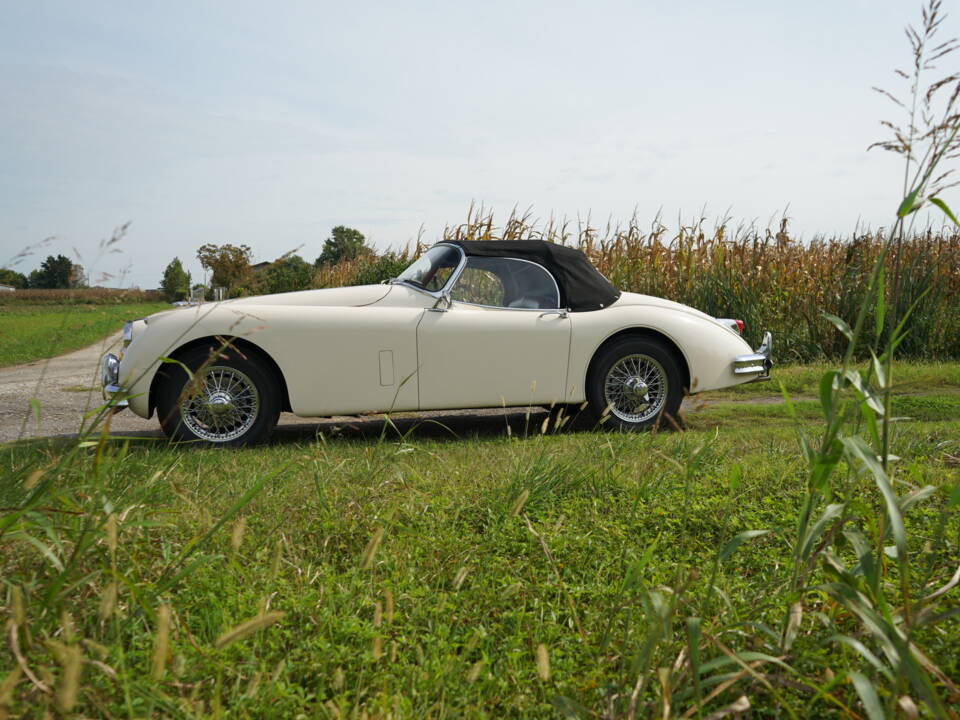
[29,254,73,288]
[316,226,367,267]
[264,255,314,294]
[0,268,28,289]
[196,244,252,290]
[70,263,86,288]
[160,258,192,301]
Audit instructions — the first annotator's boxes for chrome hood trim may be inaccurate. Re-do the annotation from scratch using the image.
[221,284,393,308]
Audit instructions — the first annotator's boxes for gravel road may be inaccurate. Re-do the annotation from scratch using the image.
[0,333,570,444]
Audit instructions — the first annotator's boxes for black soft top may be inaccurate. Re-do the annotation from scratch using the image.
[444,240,621,312]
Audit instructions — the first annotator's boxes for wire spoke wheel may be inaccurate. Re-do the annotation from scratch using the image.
[602,353,668,424]
[181,365,260,442]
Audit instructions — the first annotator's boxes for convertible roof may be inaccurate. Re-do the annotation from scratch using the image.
[443,240,621,312]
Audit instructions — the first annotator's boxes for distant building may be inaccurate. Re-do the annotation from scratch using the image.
[0,283,15,292]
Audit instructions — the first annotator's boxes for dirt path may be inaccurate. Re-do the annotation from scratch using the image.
[0,332,156,443]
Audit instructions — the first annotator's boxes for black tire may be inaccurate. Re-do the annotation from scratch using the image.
[156,345,281,446]
[586,337,684,431]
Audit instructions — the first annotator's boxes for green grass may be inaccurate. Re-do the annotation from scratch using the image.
[0,303,169,368]
[2,379,958,717]
[700,361,960,400]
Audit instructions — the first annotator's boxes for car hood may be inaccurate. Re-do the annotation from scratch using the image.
[143,285,393,325]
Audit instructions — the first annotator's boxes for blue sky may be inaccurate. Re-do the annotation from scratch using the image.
[0,0,954,287]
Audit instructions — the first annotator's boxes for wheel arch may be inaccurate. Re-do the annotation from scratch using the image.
[585,327,692,395]
[148,336,292,417]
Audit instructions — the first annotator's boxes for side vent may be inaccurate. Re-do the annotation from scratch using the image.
[379,350,395,386]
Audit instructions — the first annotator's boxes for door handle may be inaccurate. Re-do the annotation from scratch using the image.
[539,309,569,319]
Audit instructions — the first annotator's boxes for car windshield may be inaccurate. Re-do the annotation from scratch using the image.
[395,245,462,292]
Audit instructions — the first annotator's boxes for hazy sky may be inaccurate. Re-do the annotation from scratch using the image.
[1,0,955,287]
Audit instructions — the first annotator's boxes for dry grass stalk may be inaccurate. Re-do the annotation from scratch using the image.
[467,659,485,683]
[453,566,470,591]
[359,527,385,570]
[536,644,550,681]
[384,589,394,624]
[509,490,530,517]
[150,604,171,679]
[54,643,81,713]
[230,516,247,553]
[104,513,117,555]
[98,581,118,622]
[213,611,285,650]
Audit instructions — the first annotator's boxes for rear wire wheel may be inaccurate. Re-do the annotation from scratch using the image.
[156,345,281,446]
[587,337,684,430]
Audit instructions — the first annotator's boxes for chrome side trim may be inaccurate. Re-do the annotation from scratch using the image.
[733,331,773,376]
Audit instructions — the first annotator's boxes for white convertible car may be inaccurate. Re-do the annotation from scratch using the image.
[101,240,772,444]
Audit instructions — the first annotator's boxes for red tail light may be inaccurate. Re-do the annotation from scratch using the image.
[735,319,744,334]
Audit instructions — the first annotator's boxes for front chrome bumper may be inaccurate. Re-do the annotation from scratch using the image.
[733,331,773,378]
[100,353,128,410]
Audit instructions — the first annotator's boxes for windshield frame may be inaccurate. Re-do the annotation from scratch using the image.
[390,243,467,298]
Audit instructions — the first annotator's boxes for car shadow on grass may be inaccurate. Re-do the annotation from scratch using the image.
[271,408,560,444]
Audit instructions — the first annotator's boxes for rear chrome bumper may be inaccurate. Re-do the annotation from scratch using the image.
[733,331,773,379]
[100,353,128,410]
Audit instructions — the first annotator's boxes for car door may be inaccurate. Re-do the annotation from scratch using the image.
[416,257,571,410]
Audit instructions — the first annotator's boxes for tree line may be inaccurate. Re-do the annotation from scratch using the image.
[159,225,408,302]
[0,255,86,290]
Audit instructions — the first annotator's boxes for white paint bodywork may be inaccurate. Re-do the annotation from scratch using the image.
[118,280,759,420]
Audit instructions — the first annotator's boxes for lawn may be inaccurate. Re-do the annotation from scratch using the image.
[0,303,169,368]
[2,367,959,718]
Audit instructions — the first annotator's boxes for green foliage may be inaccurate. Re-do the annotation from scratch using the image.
[27,254,74,289]
[159,257,191,302]
[0,389,957,717]
[0,267,28,289]
[263,255,314,294]
[197,243,253,290]
[316,225,368,267]
[347,252,408,286]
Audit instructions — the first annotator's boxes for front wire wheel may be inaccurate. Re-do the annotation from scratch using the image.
[157,346,280,446]
[181,366,261,442]
[587,337,684,430]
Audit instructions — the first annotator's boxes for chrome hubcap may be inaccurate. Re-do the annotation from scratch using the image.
[181,366,260,442]
[603,354,668,423]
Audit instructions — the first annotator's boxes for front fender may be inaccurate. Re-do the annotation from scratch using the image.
[119,303,266,418]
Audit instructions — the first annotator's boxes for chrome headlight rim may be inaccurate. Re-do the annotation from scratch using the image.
[101,353,120,387]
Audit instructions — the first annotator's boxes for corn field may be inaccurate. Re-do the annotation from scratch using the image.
[343,207,960,363]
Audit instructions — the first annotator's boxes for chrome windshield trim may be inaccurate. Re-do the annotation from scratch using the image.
[392,243,466,299]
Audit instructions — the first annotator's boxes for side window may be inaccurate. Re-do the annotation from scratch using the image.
[451,266,505,306]
[451,258,560,309]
